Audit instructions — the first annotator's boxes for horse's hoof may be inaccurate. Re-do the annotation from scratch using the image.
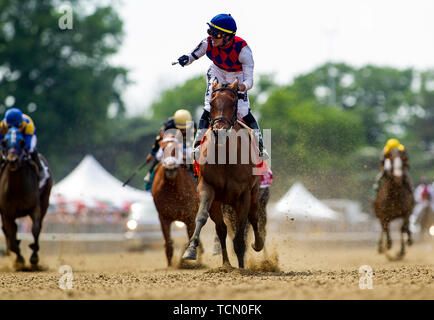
[182,247,197,260]
[30,254,39,266]
[251,241,264,252]
[14,258,25,271]
[407,239,413,246]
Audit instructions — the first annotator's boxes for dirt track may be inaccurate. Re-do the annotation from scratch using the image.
[0,227,433,300]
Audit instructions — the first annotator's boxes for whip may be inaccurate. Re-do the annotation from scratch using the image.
[122,160,150,187]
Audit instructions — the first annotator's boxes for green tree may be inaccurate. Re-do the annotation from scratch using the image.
[0,0,128,178]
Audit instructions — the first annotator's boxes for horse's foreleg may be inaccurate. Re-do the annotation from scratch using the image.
[404,216,413,246]
[385,223,392,250]
[209,201,231,267]
[29,206,42,266]
[233,216,248,269]
[233,192,250,269]
[1,224,11,256]
[183,181,214,260]
[399,218,411,257]
[1,216,24,269]
[377,221,385,253]
[186,218,203,256]
[160,218,173,266]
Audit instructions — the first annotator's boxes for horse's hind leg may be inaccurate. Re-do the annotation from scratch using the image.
[248,190,264,252]
[160,218,173,267]
[213,233,222,255]
[29,207,42,267]
[1,216,24,269]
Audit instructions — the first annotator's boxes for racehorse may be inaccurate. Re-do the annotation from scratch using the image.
[183,79,264,268]
[418,203,434,240]
[373,147,414,258]
[151,132,201,266]
[0,127,52,270]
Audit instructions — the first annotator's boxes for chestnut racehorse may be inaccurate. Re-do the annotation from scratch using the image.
[151,132,200,266]
[373,148,414,258]
[183,79,264,268]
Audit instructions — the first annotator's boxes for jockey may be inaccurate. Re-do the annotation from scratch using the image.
[0,108,46,180]
[144,109,196,184]
[410,177,434,231]
[177,13,269,160]
[373,138,411,193]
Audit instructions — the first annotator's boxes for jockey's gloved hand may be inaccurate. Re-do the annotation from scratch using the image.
[178,55,189,67]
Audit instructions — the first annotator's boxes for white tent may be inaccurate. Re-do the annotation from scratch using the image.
[50,154,152,208]
[271,182,339,221]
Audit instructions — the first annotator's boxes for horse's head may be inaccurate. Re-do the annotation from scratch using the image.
[160,132,183,180]
[384,148,405,184]
[210,79,239,133]
[1,126,27,171]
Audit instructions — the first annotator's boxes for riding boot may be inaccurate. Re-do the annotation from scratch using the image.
[30,151,45,181]
[192,110,210,157]
[242,112,269,160]
[144,158,159,183]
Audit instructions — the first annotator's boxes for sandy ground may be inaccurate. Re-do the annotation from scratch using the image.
[0,224,433,300]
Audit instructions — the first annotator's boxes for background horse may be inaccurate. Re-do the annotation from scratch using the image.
[151,132,200,266]
[373,147,414,258]
[0,127,52,270]
[183,79,263,268]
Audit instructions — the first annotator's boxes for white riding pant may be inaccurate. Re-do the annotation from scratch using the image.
[204,64,250,119]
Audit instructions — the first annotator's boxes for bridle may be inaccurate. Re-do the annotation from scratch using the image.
[209,85,239,130]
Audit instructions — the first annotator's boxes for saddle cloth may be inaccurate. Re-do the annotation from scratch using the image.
[38,158,50,189]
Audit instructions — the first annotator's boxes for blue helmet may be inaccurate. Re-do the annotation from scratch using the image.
[5,108,23,127]
[207,14,237,35]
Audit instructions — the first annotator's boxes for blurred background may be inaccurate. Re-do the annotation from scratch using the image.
[0,0,433,247]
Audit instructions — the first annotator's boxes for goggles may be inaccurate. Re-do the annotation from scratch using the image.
[207,28,224,39]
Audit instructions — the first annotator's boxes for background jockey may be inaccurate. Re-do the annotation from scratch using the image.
[144,109,196,184]
[0,107,46,181]
[176,13,269,159]
[411,176,434,228]
[373,138,411,194]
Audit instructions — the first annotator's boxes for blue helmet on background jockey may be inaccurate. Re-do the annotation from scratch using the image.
[5,108,23,127]
[207,14,237,39]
